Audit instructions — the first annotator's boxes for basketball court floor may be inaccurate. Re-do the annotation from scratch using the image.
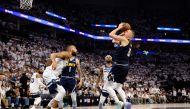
[64,103,190,109]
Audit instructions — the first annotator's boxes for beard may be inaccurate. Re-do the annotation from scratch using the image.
[106,60,112,63]
[72,52,77,56]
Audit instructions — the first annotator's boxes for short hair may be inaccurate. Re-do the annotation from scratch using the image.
[46,58,52,67]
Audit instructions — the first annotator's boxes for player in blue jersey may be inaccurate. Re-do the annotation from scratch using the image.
[106,22,134,109]
[51,45,83,109]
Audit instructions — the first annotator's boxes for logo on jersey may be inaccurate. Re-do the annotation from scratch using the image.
[66,63,76,67]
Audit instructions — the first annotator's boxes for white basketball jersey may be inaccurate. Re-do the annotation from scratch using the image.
[43,66,57,85]
[103,65,112,82]
[51,58,67,78]
[29,73,40,94]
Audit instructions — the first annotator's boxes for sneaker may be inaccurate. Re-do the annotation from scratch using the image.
[115,101,124,109]
[99,103,103,109]
[124,102,131,109]
[30,106,35,109]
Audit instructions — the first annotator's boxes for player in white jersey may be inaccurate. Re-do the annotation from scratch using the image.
[46,58,67,109]
[97,55,131,109]
[29,69,46,109]
[43,58,68,109]
[96,55,114,109]
[53,58,67,78]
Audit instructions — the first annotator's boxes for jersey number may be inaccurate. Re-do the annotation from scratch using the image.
[69,67,71,72]
[127,48,132,57]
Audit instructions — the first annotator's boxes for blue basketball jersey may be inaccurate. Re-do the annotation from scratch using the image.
[61,57,77,77]
[114,42,132,64]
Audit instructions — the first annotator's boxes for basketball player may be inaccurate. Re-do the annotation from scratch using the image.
[46,58,67,109]
[43,59,66,109]
[30,69,46,109]
[96,55,114,109]
[51,45,83,109]
[106,23,134,109]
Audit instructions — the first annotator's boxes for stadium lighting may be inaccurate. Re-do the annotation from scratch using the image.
[91,24,117,28]
[0,7,190,44]
[45,11,67,21]
[157,27,181,31]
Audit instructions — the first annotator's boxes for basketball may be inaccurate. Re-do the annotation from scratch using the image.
[122,23,131,31]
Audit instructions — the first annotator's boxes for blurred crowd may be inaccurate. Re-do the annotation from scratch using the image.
[0,31,190,108]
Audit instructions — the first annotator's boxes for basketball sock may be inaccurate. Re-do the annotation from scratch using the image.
[116,86,127,103]
[114,83,132,109]
[71,92,77,108]
[99,94,107,104]
[98,94,106,109]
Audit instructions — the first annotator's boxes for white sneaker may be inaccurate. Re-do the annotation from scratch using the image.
[124,102,132,109]
[115,101,124,109]
[30,106,36,109]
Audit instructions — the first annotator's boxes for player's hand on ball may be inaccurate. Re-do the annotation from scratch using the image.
[118,23,125,29]
[52,62,57,70]
[118,22,131,30]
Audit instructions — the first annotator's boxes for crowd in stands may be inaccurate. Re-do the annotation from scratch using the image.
[0,31,190,108]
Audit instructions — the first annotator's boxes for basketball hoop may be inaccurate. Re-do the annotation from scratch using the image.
[20,0,33,10]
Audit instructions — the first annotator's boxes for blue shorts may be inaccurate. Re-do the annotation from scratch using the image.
[48,83,58,94]
[60,77,76,93]
[31,94,40,98]
[110,64,129,84]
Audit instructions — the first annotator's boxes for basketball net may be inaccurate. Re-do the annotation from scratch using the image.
[20,0,33,10]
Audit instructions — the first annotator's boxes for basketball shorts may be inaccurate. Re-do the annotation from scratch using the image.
[110,64,129,84]
[60,77,76,93]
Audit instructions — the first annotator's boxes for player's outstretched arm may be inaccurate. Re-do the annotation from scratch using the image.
[76,59,83,88]
[109,23,131,42]
[50,51,71,70]
[96,65,104,88]
[36,74,46,88]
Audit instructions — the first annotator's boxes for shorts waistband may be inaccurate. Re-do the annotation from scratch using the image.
[47,79,59,87]
[61,76,75,79]
[114,62,129,66]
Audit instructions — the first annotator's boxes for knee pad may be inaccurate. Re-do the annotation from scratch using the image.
[102,90,109,98]
[124,102,131,109]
